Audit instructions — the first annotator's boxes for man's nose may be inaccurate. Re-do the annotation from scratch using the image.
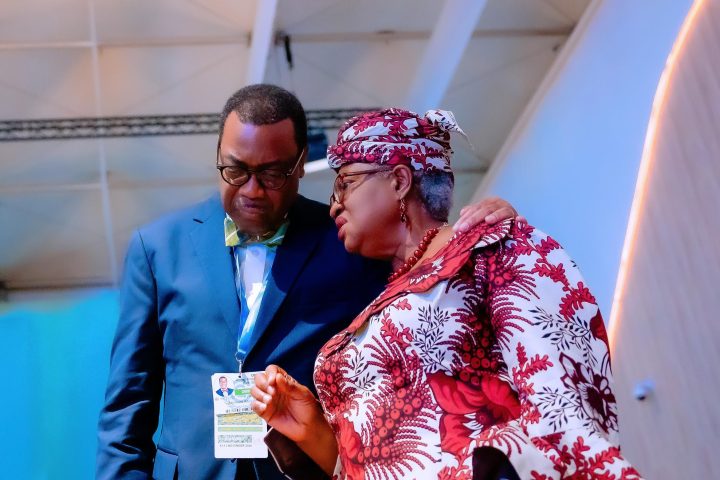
[239,174,264,198]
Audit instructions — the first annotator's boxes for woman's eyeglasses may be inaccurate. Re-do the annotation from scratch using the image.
[330,167,393,205]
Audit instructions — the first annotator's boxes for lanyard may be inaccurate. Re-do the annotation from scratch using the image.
[226,221,287,373]
[232,244,270,373]
[234,285,253,373]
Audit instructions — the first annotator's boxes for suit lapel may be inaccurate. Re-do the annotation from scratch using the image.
[189,196,241,338]
[246,198,322,360]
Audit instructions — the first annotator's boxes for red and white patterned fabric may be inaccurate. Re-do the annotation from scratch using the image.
[327,108,466,173]
[314,220,642,480]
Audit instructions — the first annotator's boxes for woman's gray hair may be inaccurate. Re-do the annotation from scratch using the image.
[412,170,454,222]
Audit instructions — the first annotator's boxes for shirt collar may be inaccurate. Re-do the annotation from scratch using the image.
[224,215,289,248]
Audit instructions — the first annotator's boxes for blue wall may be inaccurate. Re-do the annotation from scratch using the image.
[0,289,119,480]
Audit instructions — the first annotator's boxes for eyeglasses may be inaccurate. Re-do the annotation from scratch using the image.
[330,167,393,205]
[216,149,305,190]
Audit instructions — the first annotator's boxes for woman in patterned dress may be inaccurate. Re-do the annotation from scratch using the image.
[251,108,641,480]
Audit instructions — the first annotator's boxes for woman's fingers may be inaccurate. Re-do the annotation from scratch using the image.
[274,372,298,400]
[250,385,271,403]
[276,371,291,388]
[251,400,266,415]
[255,364,284,392]
[253,371,268,390]
[264,364,281,386]
[252,365,307,418]
[251,384,279,421]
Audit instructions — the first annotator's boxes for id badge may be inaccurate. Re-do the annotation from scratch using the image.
[211,372,268,459]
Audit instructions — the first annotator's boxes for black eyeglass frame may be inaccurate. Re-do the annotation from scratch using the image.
[216,148,305,190]
[330,167,393,205]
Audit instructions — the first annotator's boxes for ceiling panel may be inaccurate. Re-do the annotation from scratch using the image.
[93,0,256,42]
[446,35,566,160]
[276,0,440,35]
[0,140,100,187]
[267,39,426,109]
[0,48,97,118]
[478,0,579,30]
[0,189,111,287]
[0,0,89,44]
[97,44,249,115]
[542,0,591,22]
[103,135,217,184]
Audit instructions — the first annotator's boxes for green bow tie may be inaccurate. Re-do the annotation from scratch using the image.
[224,216,288,248]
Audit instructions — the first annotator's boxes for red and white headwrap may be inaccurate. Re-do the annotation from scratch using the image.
[327,108,466,173]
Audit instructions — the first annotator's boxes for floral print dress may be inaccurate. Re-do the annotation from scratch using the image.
[314,220,641,479]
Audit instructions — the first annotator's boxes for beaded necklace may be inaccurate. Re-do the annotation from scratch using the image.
[387,226,442,283]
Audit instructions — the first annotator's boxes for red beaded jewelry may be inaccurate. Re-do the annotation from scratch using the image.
[388,226,442,283]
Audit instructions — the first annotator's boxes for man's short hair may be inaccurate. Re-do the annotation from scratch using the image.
[218,84,308,153]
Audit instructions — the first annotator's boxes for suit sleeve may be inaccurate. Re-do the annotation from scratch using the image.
[478,224,642,479]
[96,231,164,480]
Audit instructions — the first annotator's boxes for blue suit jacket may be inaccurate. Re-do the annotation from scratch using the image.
[96,194,388,480]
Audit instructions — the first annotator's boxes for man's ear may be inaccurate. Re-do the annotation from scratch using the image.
[391,165,414,199]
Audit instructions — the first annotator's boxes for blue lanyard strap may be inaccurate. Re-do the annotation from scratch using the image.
[232,247,255,373]
[227,221,288,372]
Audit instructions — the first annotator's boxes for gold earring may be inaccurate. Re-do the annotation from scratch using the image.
[399,198,408,223]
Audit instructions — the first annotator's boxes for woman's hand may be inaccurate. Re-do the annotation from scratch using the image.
[252,365,339,474]
[251,365,326,443]
[453,196,525,232]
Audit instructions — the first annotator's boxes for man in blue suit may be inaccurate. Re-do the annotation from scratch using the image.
[96,84,515,479]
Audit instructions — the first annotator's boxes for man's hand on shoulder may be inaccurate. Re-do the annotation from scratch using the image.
[453,197,524,232]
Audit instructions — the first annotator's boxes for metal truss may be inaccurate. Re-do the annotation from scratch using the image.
[0,109,375,142]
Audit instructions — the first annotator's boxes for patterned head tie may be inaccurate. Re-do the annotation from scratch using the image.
[327,108,467,173]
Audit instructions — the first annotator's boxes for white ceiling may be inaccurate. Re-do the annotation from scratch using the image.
[0,0,590,289]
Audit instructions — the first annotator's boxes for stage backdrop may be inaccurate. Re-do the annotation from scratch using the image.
[611,0,720,477]
[0,289,119,480]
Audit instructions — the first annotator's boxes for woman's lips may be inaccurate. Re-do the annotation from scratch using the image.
[335,217,348,240]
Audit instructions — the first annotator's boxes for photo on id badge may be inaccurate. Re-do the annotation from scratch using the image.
[211,372,268,458]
